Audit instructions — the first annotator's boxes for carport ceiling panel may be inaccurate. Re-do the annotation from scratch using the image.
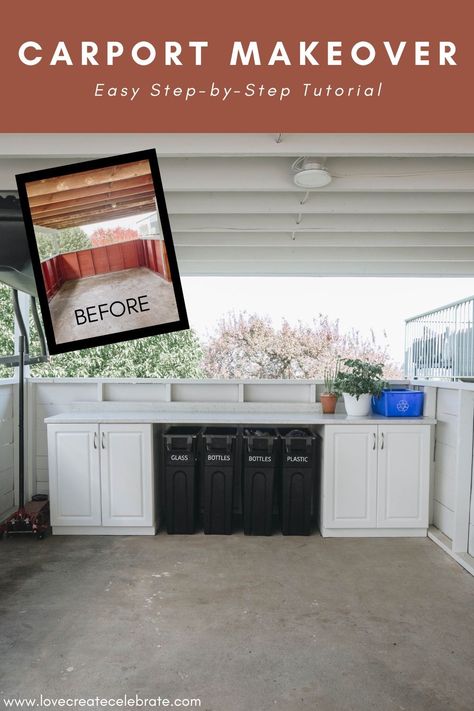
[3,136,474,277]
[26,160,156,228]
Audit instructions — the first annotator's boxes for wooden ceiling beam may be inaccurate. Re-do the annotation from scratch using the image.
[34,201,155,228]
[173,232,474,248]
[31,188,156,221]
[176,245,474,263]
[169,213,474,233]
[28,174,154,208]
[37,214,151,229]
[176,257,474,277]
[25,160,151,198]
[157,157,474,193]
[2,133,474,158]
[164,191,474,215]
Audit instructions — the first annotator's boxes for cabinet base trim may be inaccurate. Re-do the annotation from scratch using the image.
[52,526,156,536]
[321,527,427,538]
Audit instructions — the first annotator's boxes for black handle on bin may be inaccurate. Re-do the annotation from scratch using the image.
[205,434,233,453]
[165,434,193,452]
[284,435,313,456]
[247,435,275,454]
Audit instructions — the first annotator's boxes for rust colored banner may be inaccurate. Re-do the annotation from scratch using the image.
[1,0,473,132]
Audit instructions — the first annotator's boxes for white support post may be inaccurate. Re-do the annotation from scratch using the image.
[422,387,438,525]
[422,386,437,418]
[452,389,474,553]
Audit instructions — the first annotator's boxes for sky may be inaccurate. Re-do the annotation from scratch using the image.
[181,277,474,368]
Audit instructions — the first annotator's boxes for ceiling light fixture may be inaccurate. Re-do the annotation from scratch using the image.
[292,157,332,189]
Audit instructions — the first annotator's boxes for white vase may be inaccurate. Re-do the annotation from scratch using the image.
[343,393,372,417]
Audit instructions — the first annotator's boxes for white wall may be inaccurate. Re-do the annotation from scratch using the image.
[0,382,15,516]
[417,381,474,573]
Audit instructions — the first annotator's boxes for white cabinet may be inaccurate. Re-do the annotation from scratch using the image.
[47,424,101,527]
[100,424,153,528]
[48,423,155,535]
[377,426,430,528]
[322,424,431,536]
[324,426,378,528]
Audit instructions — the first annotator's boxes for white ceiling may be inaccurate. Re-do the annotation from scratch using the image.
[1,133,474,277]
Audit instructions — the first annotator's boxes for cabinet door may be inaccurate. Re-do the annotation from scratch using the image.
[377,426,430,528]
[47,424,101,526]
[100,424,154,527]
[324,426,378,528]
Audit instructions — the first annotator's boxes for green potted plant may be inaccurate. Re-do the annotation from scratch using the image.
[320,361,340,414]
[333,358,385,417]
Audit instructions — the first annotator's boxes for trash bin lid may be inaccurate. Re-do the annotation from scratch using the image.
[285,429,308,438]
[164,426,201,451]
[165,435,195,451]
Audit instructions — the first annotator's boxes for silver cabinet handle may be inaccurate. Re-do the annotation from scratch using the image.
[380,432,385,450]
[101,432,106,449]
[372,432,376,450]
[93,432,98,449]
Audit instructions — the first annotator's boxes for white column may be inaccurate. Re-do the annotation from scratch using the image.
[452,389,474,553]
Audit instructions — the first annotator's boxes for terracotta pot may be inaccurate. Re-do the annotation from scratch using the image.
[320,393,338,414]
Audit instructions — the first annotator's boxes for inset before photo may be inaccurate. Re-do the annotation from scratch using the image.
[16,150,188,354]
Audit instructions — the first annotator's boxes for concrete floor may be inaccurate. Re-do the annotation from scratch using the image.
[49,268,180,344]
[1,535,473,711]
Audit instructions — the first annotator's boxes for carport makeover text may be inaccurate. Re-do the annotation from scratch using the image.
[16,39,458,103]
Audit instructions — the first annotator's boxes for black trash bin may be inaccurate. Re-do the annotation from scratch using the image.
[278,428,320,535]
[163,426,201,534]
[243,428,279,536]
[202,427,238,534]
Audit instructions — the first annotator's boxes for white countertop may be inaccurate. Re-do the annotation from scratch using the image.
[45,410,436,426]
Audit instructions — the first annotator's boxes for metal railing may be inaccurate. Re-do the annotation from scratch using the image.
[405,295,474,380]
